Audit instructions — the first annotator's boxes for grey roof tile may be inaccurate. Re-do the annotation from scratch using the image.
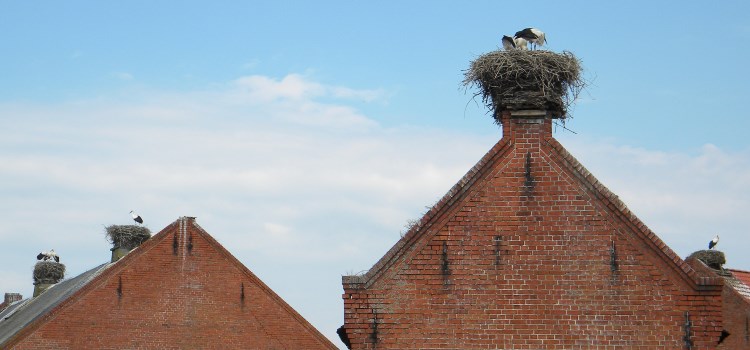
[0,262,112,347]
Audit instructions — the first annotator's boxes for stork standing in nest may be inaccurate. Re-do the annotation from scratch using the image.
[37,249,60,262]
[130,210,144,225]
[708,235,719,250]
[501,35,516,50]
[514,28,546,50]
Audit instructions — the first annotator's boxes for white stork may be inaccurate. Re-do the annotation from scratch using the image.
[708,235,719,250]
[37,249,60,262]
[130,210,144,225]
[514,28,546,50]
[501,35,516,50]
[514,37,529,51]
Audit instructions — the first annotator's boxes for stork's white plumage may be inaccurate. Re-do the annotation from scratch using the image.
[37,249,60,262]
[514,27,546,50]
[708,235,719,250]
[513,37,529,51]
[48,249,59,262]
[130,210,143,224]
[501,35,516,50]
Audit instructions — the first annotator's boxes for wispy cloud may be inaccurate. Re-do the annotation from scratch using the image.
[241,59,261,70]
[110,71,134,81]
[0,73,489,293]
[562,137,750,265]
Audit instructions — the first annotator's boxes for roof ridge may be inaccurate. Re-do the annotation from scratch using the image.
[0,262,113,347]
[187,218,339,350]
[3,218,338,349]
[545,138,722,289]
[0,221,179,348]
[344,137,514,287]
[728,268,750,273]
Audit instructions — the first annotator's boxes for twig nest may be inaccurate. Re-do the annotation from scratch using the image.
[688,250,726,270]
[463,50,584,123]
[33,261,65,284]
[105,225,151,250]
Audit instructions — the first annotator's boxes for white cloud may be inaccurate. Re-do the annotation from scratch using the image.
[231,74,386,104]
[233,74,324,101]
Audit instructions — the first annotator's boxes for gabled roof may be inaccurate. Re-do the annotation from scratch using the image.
[1,217,337,349]
[0,263,112,346]
[344,126,723,292]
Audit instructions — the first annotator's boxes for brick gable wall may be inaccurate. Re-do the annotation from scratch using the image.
[342,111,723,349]
[8,218,336,350]
[717,286,750,349]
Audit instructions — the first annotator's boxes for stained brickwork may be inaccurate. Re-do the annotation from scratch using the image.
[342,110,725,349]
[5,217,337,350]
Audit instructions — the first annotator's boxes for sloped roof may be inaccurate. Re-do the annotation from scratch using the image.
[344,129,723,291]
[0,263,112,346]
[546,138,721,288]
[726,269,750,300]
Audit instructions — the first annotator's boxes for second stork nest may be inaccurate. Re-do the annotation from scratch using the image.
[33,261,65,284]
[463,50,585,123]
[105,225,152,250]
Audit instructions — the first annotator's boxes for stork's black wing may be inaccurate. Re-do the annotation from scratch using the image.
[514,28,538,40]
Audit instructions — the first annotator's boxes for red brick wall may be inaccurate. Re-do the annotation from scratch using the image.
[717,287,750,349]
[9,218,336,350]
[343,112,723,349]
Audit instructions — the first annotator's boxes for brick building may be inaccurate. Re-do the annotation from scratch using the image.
[340,110,750,349]
[0,216,337,349]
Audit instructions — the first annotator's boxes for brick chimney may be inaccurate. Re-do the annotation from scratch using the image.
[500,110,553,142]
[0,293,22,312]
[105,225,152,262]
[4,292,22,304]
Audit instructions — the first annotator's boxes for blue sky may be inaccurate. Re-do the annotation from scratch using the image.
[1,1,749,348]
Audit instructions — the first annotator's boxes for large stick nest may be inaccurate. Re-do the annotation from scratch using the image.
[463,50,585,123]
[105,225,152,250]
[33,261,65,284]
[687,250,726,270]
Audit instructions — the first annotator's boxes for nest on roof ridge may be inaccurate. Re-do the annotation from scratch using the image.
[688,249,726,270]
[463,50,585,124]
[33,261,65,284]
[105,225,151,250]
